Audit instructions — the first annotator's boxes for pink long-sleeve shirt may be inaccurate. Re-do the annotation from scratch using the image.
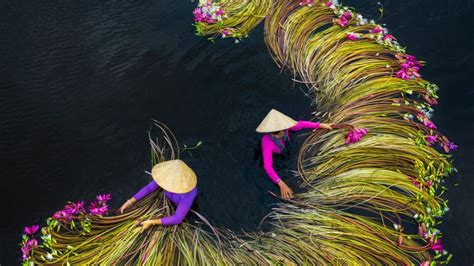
[261,121,320,184]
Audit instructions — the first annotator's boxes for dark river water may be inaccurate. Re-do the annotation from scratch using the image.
[1,0,473,264]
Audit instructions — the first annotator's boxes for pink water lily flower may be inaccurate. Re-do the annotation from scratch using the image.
[430,239,444,252]
[336,18,349,27]
[383,34,396,41]
[447,141,458,151]
[370,26,383,34]
[341,11,352,20]
[96,194,111,203]
[426,135,438,145]
[347,32,359,41]
[442,141,458,153]
[423,118,437,129]
[63,201,85,215]
[221,29,231,37]
[89,202,109,216]
[24,225,39,236]
[335,11,352,27]
[21,245,30,261]
[27,239,38,249]
[52,210,73,222]
[193,2,224,24]
[299,0,313,6]
[345,127,368,144]
[396,69,409,80]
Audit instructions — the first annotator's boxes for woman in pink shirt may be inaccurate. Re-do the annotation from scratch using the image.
[256,109,334,200]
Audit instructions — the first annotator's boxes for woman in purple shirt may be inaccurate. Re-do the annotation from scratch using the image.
[256,109,334,200]
[119,160,198,231]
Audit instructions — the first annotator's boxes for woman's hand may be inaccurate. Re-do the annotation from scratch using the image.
[138,220,155,233]
[120,198,136,214]
[278,180,294,200]
[318,123,335,130]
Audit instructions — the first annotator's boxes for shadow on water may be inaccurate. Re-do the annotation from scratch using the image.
[0,0,473,264]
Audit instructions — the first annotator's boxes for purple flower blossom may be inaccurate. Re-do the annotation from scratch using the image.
[347,32,359,41]
[52,210,73,222]
[341,11,352,20]
[334,11,352,27]
[27,239,38,249]
[442,140,458,153]
[299,0,313,6]
[345,127,368,144]
[89,201,109,216]
[396,69,409,80]
[430,239,444,253]
[370,26,383,34]
[96,194,111,203]
[423,118,437,129]
[396,54,423,80]
[426,135,438,145]
[447,141,458,151]
[21,245,30,261]
[193,2,224,24]
[383,34,396,41]
[24,225,39,236]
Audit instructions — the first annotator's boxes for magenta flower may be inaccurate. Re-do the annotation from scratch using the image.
[299,0,313,6]
[27,239,38,249]
[442,140,458,153]
[193,3,224,24]
[341,11,352,20]
[383,34,396,41]
[423,118,437,129]
[21,245,30,261]
[345,127,368,144]
[24,225,39,236]
[347,32,359,41]
[426,135,438,145]
[221,29,231,37]
[74,201,85,213]
[370,26,383,34]
[396,69,409,80]
[430,239,444,253]
[335,11,352,27]
[336,18,349,27]
[324,1,333,7]
[96,194,111,203]
[70,201,85,214]
[89,201,109,216]
[52,209,73,223]
[447,141,458,151]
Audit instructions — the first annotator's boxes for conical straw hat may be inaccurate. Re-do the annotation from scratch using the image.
[151,160,197,193]
[256,109,297,133]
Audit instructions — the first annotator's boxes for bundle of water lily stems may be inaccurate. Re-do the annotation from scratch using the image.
[21,0,457,265]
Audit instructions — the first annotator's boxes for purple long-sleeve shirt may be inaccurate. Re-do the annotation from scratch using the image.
[132,181,197,226]
[261,120,320,184]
